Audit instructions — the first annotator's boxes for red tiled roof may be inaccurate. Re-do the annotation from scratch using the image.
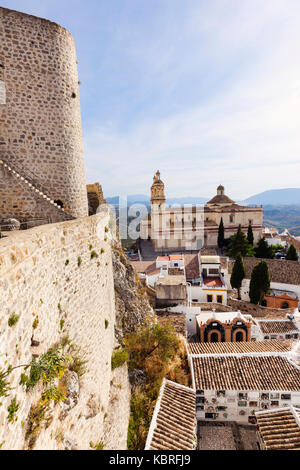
[157,256,170,261]
[203,276,223,287]
[258,320,299,334]
[146,380,196,450]
[130,261,156,275]
[184,254,200,280]
[228,257,300,286]
[256,407,300,450]
[170,255,183,261]
[192,355,300,391]
[188,340,296,355]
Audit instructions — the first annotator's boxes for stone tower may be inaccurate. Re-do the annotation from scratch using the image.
[0,7,88,223]
[151,170,166,209]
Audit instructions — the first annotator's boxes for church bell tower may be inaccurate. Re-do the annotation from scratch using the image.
[151,170,166,209]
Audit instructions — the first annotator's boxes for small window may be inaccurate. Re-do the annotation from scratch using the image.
[249,402,258,408]
[197,390,204,396]
[205,413,218,420]
[217,295,223,304]
[261,403,269,410]
[238,393,248,400]
[217,391,226,398]
[196,397,205,404]
[270,393,280,400]
[271,401,279,407]
[238,401,247,407]
[281,394,291,400]
[230,215,234,223]
[207,295,213,303]
[260,393,269,400]
[197,405,204,410]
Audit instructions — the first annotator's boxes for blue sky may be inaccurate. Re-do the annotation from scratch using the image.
[2,0,300,200]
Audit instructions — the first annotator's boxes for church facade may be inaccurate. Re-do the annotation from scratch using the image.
[140,171,263,251]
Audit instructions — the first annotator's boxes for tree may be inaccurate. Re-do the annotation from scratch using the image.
[228,225,255,259]
[218,218,225,249]
[247,223,254,246]
[286,244,298,261]
[230,253,246,300]
[255,238,273,259]
[249,261,270,305]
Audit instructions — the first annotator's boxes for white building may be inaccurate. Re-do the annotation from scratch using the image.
[188,255,228,306]
[189,342,300,424]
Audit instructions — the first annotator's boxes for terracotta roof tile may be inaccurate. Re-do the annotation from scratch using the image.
[146,380,196,450]
[229,257,300,286]
[258,321,299,334]
[256,407,300,450]
[192,355,300,391]
[184,254,200,279]
[188,340,296,355]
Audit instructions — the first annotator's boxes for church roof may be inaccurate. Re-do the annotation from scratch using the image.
[206,194,235,205]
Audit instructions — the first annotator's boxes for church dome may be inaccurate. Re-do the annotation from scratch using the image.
[206,185,235,206]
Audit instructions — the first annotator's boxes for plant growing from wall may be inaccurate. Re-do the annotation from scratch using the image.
[65,259,70,266]
[25,402,51,450]
[91,250,98,259]
[7,396,19,423]
[105,319,109,330]
[20,345,71,392]
[32,316,39,330]
[8,313,20,327]
[111,349,129,370]
[90,441,105,450]
[77,257,82,267]
[125,323,189,450]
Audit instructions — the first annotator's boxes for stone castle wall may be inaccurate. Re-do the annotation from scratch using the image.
[0,7,88,221]
[0,210,129,450]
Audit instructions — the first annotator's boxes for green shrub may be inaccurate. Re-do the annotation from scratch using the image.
[91,251,98,259]
[105,319,109,330]
[25,402,50,450]
[77,257,82,267]
[32,317,39,330]
[105,226,109,233]
[7,396,19,423]
[111,349,129,370]
[90,441,105,450]
[101,248,105,254]
[8,314,20,328]
[65,260,70,266]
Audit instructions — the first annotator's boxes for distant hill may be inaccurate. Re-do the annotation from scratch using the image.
[106,194,208,207]
[242,188,300,205]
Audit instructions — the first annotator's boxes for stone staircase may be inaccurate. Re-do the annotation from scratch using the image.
[0,158,74,220]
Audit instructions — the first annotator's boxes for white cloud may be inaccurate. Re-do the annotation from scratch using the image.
[82,0,300,200]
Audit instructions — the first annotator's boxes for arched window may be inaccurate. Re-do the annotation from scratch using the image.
[210,332,219,343]
[282,302,289,309]
[235,331,244,342]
